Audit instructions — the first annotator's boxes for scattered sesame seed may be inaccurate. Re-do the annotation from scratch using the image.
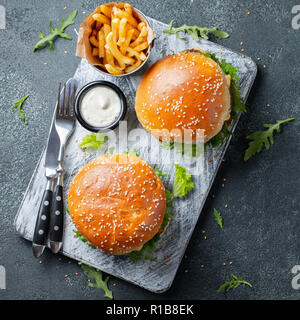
[39,260,43,264]
[263,65,267,69]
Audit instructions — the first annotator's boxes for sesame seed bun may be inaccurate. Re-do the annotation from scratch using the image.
[67,154,166,255]
[135,51,231,143]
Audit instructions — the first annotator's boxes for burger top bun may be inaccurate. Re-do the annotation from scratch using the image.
[135,51,231,144]
[67,154,166,255]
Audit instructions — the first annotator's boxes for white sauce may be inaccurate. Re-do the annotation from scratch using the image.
[80,86,121,127]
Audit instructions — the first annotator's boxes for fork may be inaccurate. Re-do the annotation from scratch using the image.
[49,78,77,253]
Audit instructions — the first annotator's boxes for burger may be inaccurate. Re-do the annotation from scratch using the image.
[67,153,167,255]
[135,49,244,145]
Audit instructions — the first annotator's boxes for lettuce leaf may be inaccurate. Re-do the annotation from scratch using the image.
[173,164,194,198]
[79,133,107,150]
[204,52,246,115]
[73,230,96,249]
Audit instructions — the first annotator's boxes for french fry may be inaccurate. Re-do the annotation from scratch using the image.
[112,7,138,27]
[98,27,105,58]
[137,22,146,31]
[92,13,111,25]
[95,21,102,30]
[139,51,147,61]
[117,29,134,55]
[124,28,135,48]
[89,35,99,47]
[130,26,148,47]
[105,32,135,68]
[92,47,99,56]
[118,18,128,54]
[103,24,114,65]
[119,18,127,42]
[132,41,148,52]
[129,27,140,40]
[105,63,124,75]
[100,4,112,18]
[124,3,133,15]
[126,47,146,61]
[125,58,142,73]
[112,18,120,42]
[86,3,151,74]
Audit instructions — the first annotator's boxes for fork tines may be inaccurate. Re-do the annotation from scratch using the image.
[57,81,77,118]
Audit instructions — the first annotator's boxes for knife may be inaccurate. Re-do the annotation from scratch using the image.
[32,92,60,258]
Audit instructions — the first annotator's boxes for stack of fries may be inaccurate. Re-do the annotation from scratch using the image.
[89,3,150,75]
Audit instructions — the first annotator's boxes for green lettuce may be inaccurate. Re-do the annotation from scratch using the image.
[173,164,194,198]
[79,133,107,150]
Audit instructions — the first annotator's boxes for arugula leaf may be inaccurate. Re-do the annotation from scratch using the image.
[79,263,113,299]
[173,164,194,198]
[161,189,174,229]
[73,230,96,249]
[213,208,223,230]
[208,124,232,149]
[244,118,295,161]
[79,133,107,150]
[34,10,77,52]
[163,20,229,41]
[11,94,30,124]
[217,273,252,293]
[128,189,174,263]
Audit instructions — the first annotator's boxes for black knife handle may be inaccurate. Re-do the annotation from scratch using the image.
[49,184,64,243]
[33,188,53,246]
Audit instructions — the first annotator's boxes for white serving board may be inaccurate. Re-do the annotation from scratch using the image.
[14,17,257,293]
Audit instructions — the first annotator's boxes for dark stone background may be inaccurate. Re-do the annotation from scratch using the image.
[0,0,299,300]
